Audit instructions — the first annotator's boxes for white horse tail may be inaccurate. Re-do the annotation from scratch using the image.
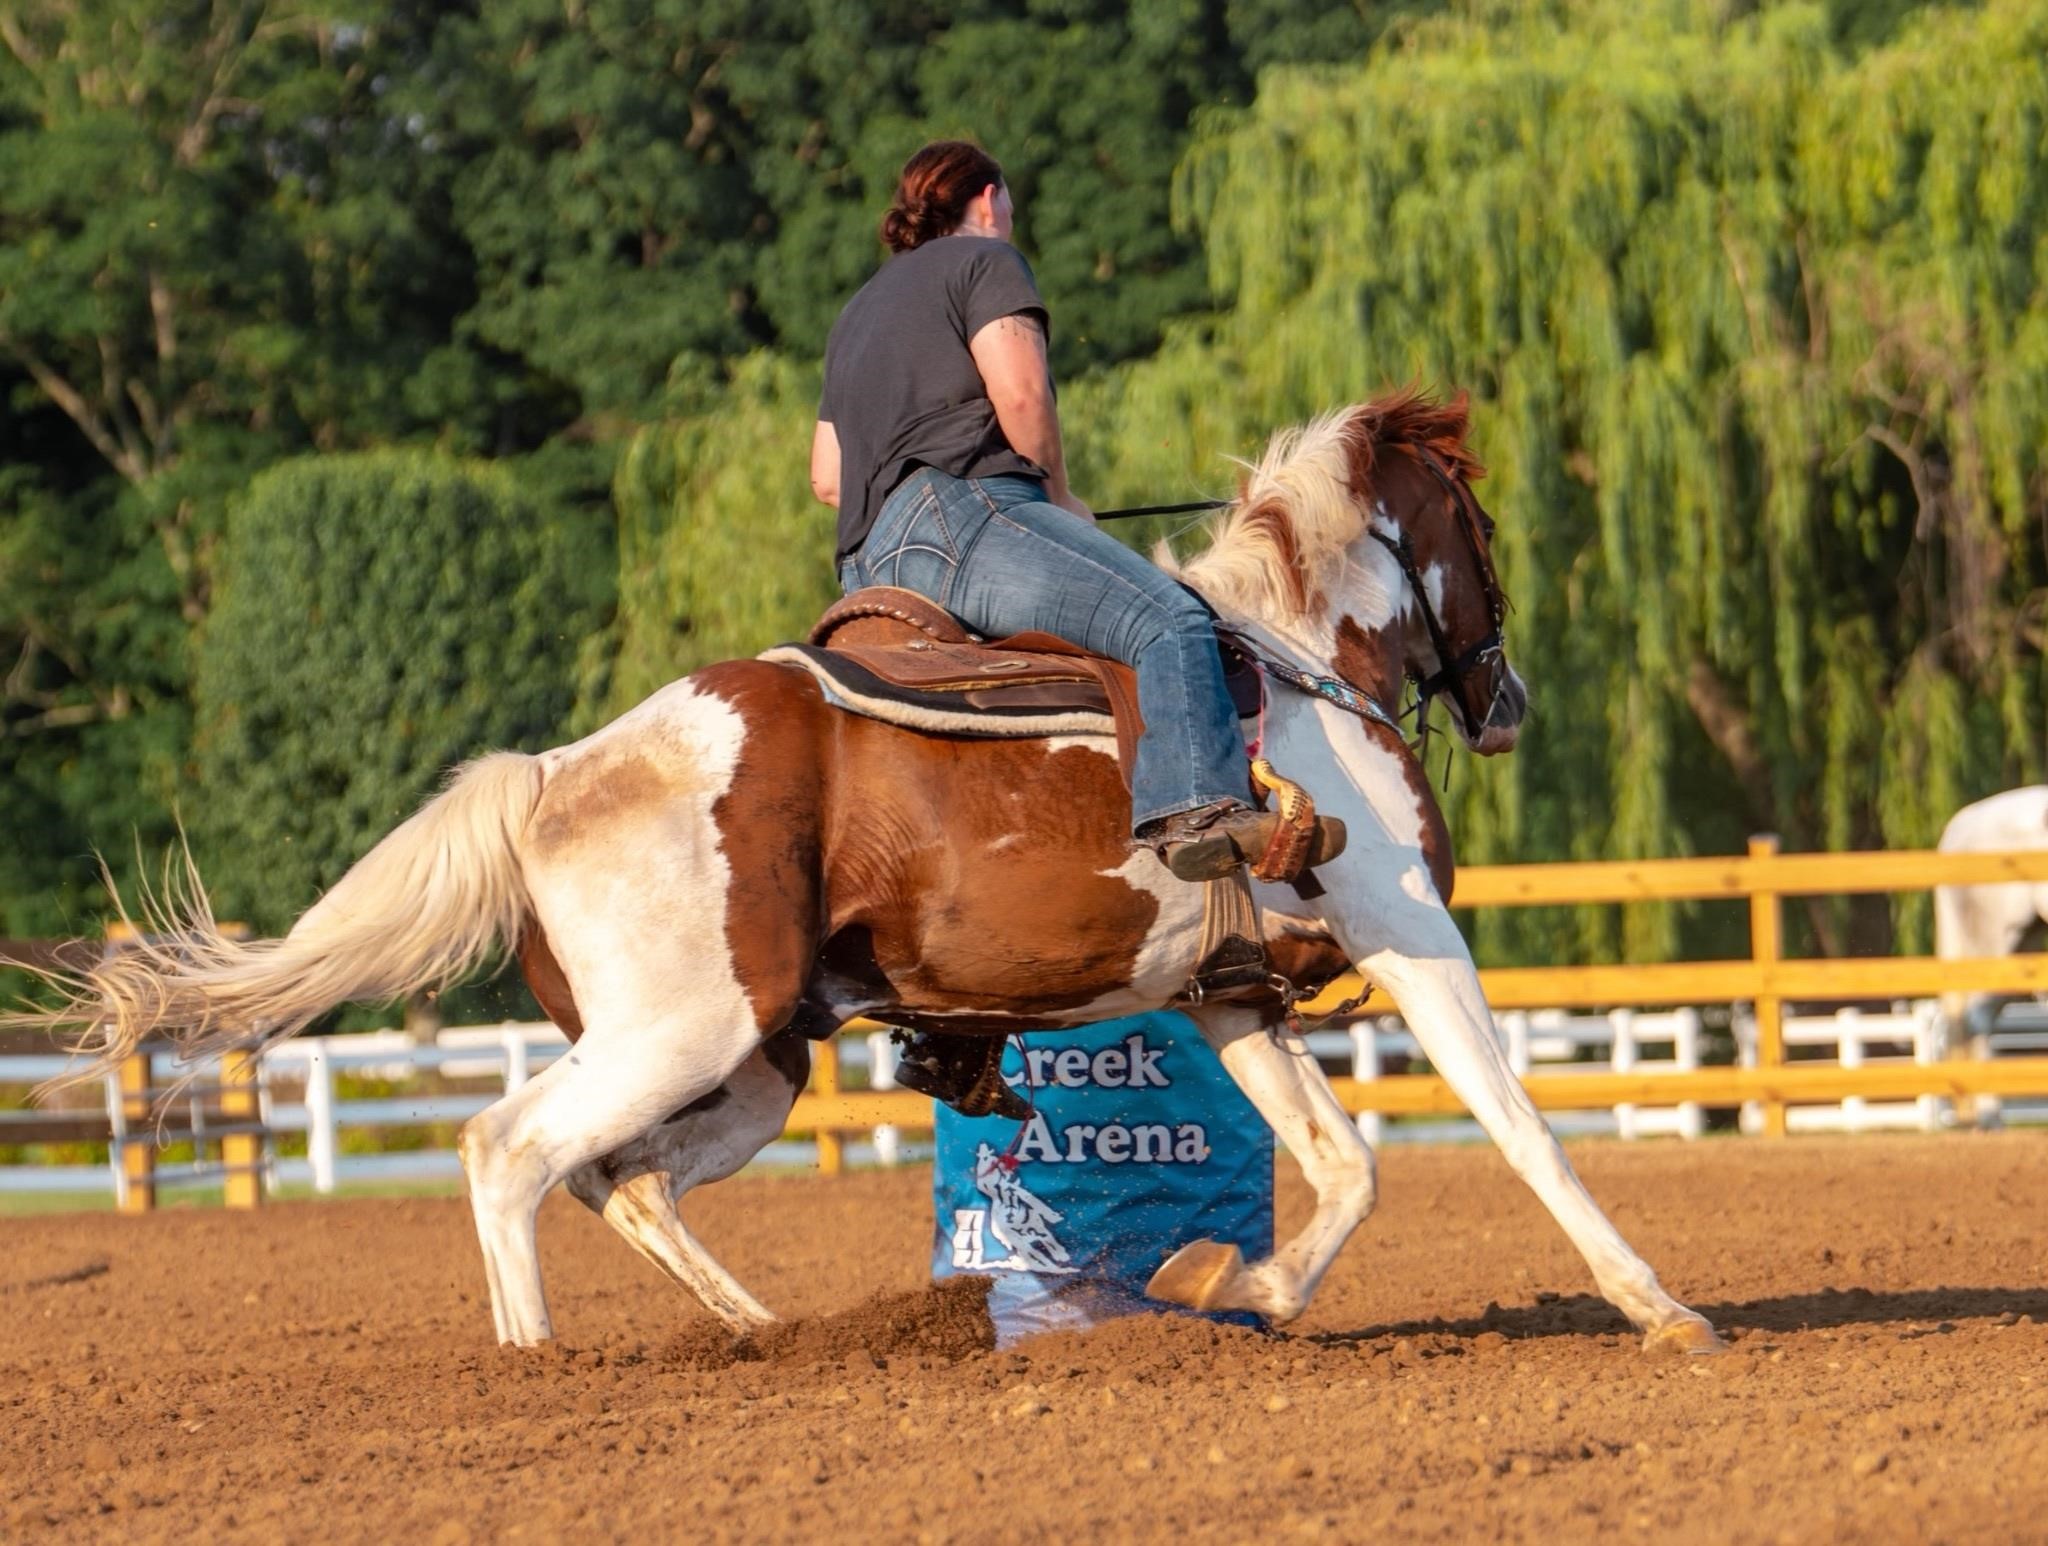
[23,752,543,1089]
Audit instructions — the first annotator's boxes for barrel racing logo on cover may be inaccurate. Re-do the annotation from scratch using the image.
[947,1144,1076,1274]
[932,1011,1273,1343]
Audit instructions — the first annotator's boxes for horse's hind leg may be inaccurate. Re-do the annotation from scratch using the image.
[469,665,825,1346]
[459,1007,761,1347]
[564,1032,811,1333]
[1148,1005,1376,1323]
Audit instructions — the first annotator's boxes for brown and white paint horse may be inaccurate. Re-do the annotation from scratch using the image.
[32,390,1720,1356]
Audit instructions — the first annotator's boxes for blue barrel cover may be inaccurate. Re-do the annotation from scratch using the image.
[931,1011,1274,1346]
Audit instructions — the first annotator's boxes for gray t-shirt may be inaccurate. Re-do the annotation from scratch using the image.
[820,238,1051,557]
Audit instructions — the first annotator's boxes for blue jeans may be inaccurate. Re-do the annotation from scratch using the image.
[840,468,1250,832]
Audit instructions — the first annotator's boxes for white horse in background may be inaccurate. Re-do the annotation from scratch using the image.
[1935,787,2048,1118]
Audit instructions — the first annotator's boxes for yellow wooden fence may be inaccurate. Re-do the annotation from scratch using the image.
[794,839,2048,1165]
[104,921,266,1214]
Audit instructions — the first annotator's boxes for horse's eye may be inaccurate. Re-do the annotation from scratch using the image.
[1479,515,1497,540]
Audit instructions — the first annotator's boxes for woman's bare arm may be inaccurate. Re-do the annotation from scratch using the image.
[968,314,1091,520]
[811,419,842,508]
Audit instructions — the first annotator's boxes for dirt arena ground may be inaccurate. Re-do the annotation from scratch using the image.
[5,1133,2046,1544]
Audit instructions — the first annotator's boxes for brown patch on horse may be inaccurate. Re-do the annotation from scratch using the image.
[528,748,679,856]
[518,926,584,1041]
[1266,929,1351,997]
[1330,617,1455,905]
[1401,753,1456,907]
[696,661,830,1034]
[1333,616,1405,713]
[823,729,1163,1019]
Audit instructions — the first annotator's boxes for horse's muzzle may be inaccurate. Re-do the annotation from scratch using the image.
[1470,666,1528,756]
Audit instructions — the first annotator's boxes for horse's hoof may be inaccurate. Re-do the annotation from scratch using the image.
[1641,1314,1726,1357]
[1146,1239,1245,1312]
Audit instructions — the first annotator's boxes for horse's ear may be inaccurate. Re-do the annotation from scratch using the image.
[1428,391,1485,481]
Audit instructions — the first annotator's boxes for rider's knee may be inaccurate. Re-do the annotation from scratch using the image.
[1125,583,1219,657]
[1163,583,1216,635]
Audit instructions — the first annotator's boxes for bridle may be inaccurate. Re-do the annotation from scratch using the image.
[1107,447,1511,772]
[1364,449,1510,752]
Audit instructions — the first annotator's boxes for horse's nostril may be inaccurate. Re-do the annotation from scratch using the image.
[1489,670,1529,727]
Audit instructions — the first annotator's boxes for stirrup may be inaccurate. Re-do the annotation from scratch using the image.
[891,1031,1031,1121]
[1183,932,1273,1003]
[1154,759,1344,886]
[1247,757,1325,883]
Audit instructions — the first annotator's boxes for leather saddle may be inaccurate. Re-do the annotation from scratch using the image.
[759,586,1262,785]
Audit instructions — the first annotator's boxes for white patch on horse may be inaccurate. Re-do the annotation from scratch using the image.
[461,679,769,1345]
[1039,734,1116,759]
[1064,848,1206,1019]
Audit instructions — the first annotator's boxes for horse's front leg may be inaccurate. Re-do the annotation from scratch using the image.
[1341,896,1722,1355]
[1147,1004,1376,1323]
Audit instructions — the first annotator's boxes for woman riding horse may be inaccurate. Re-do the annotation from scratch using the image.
[813,142,1345,1111]
[811,141,1343,879]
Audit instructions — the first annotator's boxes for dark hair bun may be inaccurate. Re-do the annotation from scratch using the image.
[881,199,946,252]
[880,141,1005,253]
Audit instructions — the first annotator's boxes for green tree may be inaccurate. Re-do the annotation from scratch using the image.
[0,0,1410,938]
[1147,0,2048,958]
[604,0,2046,971]
[422,0,1445,403]
[0,1,561,930]
[192,452,608,940]
[595,355,836,722]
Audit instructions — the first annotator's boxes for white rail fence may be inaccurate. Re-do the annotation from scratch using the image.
[1734,1003,1945,1134]
[1346,1008,1706,1145]
[266,1025,896,1189]
[5,1001,2047,1195]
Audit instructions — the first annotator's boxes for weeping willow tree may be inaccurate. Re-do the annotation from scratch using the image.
[604,0,2047,962]
[1103,0,2048,960]
[595,354,836,726]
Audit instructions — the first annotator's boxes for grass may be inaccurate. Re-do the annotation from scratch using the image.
[0,1175,469,1217]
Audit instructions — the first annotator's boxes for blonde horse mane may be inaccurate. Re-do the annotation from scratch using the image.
[1162,388,1482,635]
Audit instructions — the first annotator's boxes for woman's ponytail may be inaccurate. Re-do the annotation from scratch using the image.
[880,141,1005,253]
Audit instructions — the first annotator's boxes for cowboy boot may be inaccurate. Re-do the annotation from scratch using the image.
[1148,801,1347,884]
